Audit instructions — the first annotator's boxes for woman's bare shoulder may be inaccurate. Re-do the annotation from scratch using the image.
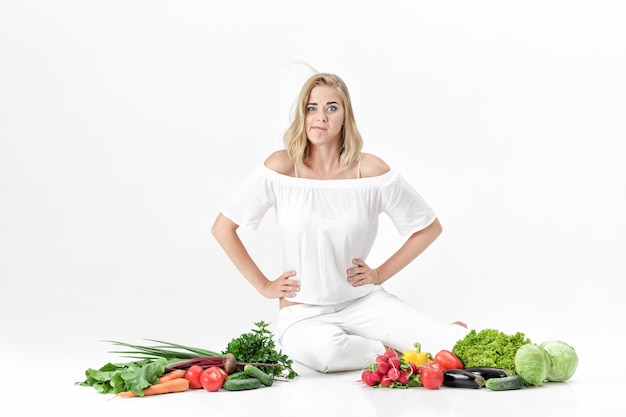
[264,150,294,176]
[359,153,391,178]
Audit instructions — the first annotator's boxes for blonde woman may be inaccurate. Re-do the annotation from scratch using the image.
[212,72,467,373]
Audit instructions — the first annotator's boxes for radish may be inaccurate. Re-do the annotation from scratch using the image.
[387,367,401,381]
[361,370,378,387]
[388,357,401,369]
[384,349,398,359]
[380,375,393,387]
[397,370,410,385]
[377,361,390,374]
[361,349,423,388]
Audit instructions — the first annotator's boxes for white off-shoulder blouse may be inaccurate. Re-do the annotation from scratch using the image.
[221,164,436,305]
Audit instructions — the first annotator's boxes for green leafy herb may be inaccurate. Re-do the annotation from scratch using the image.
[76,358,168,396]
[223,321,298,379]
[78,321,298,395]
[452,328,531,372]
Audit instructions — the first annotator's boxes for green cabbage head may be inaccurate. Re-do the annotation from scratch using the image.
[539,340,578,382]
[514,343,552,386]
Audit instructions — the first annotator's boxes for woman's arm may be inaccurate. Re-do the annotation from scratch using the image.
[211,213,300,298]
[348,218,443,286]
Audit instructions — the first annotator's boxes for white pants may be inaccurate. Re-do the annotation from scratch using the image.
[275,288,469,373]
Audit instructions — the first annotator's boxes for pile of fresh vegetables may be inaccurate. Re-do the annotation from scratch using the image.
[360,329,579,391]
[77,321,298,397]
[79,322,578,397]
[360,348,421,388]
[514,340,579,386]
[360,344,498,390]
[452,328,579,387]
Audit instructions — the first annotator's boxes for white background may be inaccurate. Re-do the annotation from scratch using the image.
[1,1,624,415]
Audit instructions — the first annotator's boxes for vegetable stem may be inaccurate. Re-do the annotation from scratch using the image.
[104,339,222,360]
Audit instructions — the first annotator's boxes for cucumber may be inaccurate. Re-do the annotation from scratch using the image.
[226,371,249,380]
[223,377,263,391]
[485,375,524,391]
[243,364,274,386]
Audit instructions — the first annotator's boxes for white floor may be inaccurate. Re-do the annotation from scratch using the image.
[2,2,625,416]
[5,347,621,417]
[2,294,620,417]
[67,363,618,417]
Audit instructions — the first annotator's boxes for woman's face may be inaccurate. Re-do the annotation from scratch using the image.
[304,85,344,146]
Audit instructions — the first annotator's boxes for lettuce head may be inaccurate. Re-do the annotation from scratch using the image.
[539,340,578,382]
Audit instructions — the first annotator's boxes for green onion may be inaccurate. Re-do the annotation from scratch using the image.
[105,339,222,360]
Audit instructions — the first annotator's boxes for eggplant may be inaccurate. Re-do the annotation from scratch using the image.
[442,369,485,388]
[464,366,509,380]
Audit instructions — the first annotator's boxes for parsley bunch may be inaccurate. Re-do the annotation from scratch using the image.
[223,321,298,379]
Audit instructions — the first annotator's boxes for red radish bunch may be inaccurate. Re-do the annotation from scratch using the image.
[360,348,421,388]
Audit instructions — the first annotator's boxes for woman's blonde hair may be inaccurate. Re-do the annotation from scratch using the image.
[283,73,363,168]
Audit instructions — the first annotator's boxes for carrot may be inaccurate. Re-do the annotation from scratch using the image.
[116,378,190,398]
[158,369,186,384]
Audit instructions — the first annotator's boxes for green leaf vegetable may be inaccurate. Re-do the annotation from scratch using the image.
[514,343,552,386]
[224,321,298,379]
[77,358,168,396]
[451,328,531,372]
[78,321,298,395]
[539,340,578,382]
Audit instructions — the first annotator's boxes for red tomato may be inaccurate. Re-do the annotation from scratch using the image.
[420,365,444,390]
[434,350,463,370]
[200,366,226,392]
[184,365,204,389]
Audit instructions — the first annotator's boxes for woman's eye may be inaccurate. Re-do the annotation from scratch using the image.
[326,105,337,112]
[306,106,316,112]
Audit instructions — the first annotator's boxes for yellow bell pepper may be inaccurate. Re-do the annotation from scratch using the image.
[402,342,433,366]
